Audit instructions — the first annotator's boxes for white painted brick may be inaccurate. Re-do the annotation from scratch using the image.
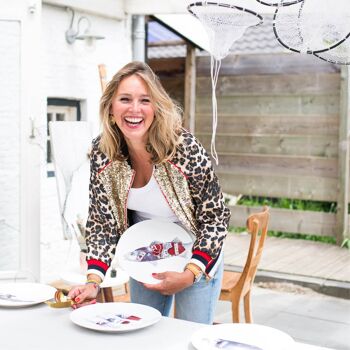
[42,4,132,128]
[0,21,20,231]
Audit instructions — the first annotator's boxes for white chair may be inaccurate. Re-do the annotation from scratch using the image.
[49,121,129,302]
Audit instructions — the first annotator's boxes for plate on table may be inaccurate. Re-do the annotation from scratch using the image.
[115,220,193,284]
[0,283,56,308]
[191,323,295,350]
[70,302,161,333]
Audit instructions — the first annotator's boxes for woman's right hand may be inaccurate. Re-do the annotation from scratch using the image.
[68,283,100,309]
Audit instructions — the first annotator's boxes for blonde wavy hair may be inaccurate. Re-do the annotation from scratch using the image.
[99,61,183,163]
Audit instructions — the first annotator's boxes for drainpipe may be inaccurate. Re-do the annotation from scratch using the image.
[132,15,146,62]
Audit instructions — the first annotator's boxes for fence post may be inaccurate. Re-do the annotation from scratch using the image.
[336,66,350,245]
[184,43,196,133]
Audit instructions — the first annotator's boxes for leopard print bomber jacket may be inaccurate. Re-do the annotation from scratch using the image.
[85,129,231,279]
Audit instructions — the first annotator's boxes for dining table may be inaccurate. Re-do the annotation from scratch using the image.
[0,303,335,350]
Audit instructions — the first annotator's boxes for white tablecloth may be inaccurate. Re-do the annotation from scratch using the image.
[0,304,334,350]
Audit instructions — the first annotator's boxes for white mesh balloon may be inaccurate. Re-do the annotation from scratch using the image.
[273,0,350,54]
[314,38,350,65]
[188,2,263,60]
[256,0,303,6]
[188,1,262,163]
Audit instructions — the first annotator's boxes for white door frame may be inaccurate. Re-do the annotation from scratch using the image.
[0,0,42,281]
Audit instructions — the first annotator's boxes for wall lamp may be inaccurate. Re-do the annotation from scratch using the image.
[65,7,105,45]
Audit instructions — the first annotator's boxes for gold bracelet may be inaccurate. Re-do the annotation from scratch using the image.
[85,280,101,294]
[185,263,201,273]
[184,263,203,283]
[86,279,101,285]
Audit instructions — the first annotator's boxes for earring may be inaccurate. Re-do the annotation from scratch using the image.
[109,114,115,126]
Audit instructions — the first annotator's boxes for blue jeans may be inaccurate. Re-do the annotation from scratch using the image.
[129,259,223,324]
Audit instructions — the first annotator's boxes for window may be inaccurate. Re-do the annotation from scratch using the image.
[46,99,81,175]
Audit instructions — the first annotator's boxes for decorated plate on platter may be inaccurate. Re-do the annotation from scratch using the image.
[70,302,161,333]
[191,324,295,350]
[0,283,56,308]
[115,220,193,284]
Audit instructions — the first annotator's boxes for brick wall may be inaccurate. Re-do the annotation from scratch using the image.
[0,20,20,270]
[0,21,20,231]
[42,4,132,129]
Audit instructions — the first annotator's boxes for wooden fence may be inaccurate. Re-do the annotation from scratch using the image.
[149,53,350,244]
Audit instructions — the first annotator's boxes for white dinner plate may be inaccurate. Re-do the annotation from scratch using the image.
[115,220,193,284]
[70,302,161,333]
[191,323,295,350]
[0,282,56,308]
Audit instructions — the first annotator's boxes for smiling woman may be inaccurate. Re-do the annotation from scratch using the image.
[110,75,155,144]
[99,61,182,164]
[68,61,231,325]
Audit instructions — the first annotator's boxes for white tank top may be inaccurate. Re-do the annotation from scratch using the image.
[127,171,179,222]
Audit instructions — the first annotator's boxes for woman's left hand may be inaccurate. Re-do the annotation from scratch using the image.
[143,270,194,295]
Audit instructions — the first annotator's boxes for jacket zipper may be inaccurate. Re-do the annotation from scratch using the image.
[124,169,136,227]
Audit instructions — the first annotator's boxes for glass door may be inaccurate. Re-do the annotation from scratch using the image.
[0,0,42,281]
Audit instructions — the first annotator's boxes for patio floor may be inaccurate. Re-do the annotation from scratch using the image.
[215,286,350,350]
[223,233,350,299]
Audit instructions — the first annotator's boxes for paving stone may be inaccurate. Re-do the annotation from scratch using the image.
[215,287,350,350]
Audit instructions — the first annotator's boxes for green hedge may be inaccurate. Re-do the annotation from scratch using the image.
[229,195,337,244]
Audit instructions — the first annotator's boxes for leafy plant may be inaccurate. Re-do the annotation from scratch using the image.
[229,227,336,244]
[229,195,337,245]
[236,195,337,213]
[341,238,350,249]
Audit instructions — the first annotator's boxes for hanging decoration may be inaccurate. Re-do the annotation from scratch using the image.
[272,0,350,55]
[255,0,303,6]
[187,0,350,162]
[255,0,350,65]
[187,1,263,164]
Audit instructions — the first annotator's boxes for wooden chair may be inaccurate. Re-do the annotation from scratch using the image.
[113,282,131,303]
[219,206,270,323]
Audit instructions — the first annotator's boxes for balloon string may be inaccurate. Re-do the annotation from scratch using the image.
[210,55,221,165]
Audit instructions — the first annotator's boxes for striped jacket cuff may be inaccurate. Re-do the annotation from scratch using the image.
[190,250,216,275]
[87,259,109,280]
[191,249,223,276]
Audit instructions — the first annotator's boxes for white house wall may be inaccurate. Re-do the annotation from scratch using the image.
[124,0,190,14]
[42,3,132,129]
[43,0,125,20]
[0,0,43,280]
[0,20,21,270]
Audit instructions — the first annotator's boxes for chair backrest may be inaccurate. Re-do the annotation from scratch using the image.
[238,206,269,296]
[49,121,93,241]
